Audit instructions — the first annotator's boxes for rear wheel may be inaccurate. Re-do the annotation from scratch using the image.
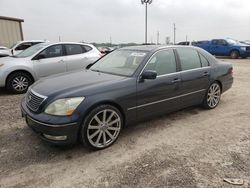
[81,105,123,150]
[6,72,33,94]
[230,50,239,59]
[203,82,221,109]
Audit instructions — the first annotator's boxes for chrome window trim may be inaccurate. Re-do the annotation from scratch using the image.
[138,48,211,80]
[127,89,206,111]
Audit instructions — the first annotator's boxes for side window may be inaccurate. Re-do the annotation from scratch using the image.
[199,53,209,67]
[144,50,177,76]
[82,45,92,52]
[177,48,201,71]
[39,45,63,58]
[65,44,83,55]
[15,43,32,51]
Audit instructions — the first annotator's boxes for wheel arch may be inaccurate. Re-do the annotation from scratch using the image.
[6,69,35,86]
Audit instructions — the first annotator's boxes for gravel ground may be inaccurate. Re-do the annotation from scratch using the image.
[0,58,250,188]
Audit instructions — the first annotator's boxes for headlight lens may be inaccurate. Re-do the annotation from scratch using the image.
[45,97,85,116]
[240,47,246,51]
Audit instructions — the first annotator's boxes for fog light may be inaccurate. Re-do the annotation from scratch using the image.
[43,134,67,141]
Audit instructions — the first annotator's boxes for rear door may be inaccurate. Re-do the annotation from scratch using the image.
[176,48,210,107]
[64,44,98,71]
[33,44,67,78]
[135,49,182,120]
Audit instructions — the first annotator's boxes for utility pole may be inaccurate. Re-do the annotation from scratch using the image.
[186,35,188,43]
[59,36,61,42]
[110,36,112,47]
[157,31,159,45]
[141,0,153,44]
[173,23,176,45]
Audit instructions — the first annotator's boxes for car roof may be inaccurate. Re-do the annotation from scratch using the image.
[120,45,200,52]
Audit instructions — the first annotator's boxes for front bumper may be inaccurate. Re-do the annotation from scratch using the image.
[240,50,250,57]
[21,98,80,145]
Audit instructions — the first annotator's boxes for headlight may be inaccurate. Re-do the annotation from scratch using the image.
[240,47,246,51]
[45,97,85,116]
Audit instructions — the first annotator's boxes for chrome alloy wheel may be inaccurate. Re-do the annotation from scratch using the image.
[207,83,221,108]
[87,109,121,148]
[12,76,29,92]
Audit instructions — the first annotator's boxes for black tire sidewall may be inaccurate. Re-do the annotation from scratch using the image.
[81,105,123,150]
[230,50,239,59]
[6,72,32,94]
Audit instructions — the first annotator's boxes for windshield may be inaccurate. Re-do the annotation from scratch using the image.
[14,43,48,58]
[90,50,147,76]
[226,39,238,45]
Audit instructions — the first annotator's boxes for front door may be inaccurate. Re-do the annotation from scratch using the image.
[33,44,67,78]
[136,49,182,120]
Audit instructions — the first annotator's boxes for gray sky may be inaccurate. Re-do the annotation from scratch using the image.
[0,0,249,43]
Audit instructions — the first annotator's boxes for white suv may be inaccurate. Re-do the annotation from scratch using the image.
[9,40,46,56]
[0,42,102,93]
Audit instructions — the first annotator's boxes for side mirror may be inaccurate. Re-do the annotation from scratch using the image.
[140,70,157,80]
[34,54,46,60]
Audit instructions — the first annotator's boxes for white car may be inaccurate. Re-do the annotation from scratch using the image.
[9,40,46,56]
[0,42,102,93]
[0,46,10,57]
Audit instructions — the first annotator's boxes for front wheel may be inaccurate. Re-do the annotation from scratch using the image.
[203,82,221,109]
[6,72,33,94]
[81,105,123,150]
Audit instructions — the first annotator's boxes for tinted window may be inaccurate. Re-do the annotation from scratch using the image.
[177,48,201,71]
[82,45,92,52]
[199,53,209,67]
[39,45,63,58]
[15,43,32,51]
[144,50,177,76]
[65,44,83,55]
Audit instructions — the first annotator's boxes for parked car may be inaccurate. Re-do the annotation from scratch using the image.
[0,42,101,93]
[194,39,250,59]
[177,41,197,46]
[21,45,233,150]
[0,46,10,58]
[9,40,47,56]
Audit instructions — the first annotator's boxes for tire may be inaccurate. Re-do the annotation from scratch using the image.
[230,50,239,59]
[81,105,123,150]
[6,72,33,94]
[203,82,221,109]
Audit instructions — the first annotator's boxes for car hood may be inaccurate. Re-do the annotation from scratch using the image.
[0,56,30,65]
[31,70,129,97]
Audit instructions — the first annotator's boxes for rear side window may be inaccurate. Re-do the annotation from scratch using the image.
[177,48,201,71]
[65,44,84,55]
[144,49,177,76]
[199,53,209,67]
[82,45,92,52]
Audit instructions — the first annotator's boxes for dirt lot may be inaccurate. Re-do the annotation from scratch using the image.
[0,58,250,188]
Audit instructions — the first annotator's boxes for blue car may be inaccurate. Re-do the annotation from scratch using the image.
[194,39,250,59]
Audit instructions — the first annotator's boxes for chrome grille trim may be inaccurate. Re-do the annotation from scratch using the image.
[26,89,47,112]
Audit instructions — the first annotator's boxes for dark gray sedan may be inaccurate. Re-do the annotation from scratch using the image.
[21,45,233,150]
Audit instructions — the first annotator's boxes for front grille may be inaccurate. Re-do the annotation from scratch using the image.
[246,47,250,51]
[26,89,47,112]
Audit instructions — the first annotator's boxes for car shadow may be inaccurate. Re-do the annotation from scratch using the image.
[0,105,205,176]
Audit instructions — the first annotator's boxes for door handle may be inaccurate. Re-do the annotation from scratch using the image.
[203,72,209,77]
[171,78,181,83]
